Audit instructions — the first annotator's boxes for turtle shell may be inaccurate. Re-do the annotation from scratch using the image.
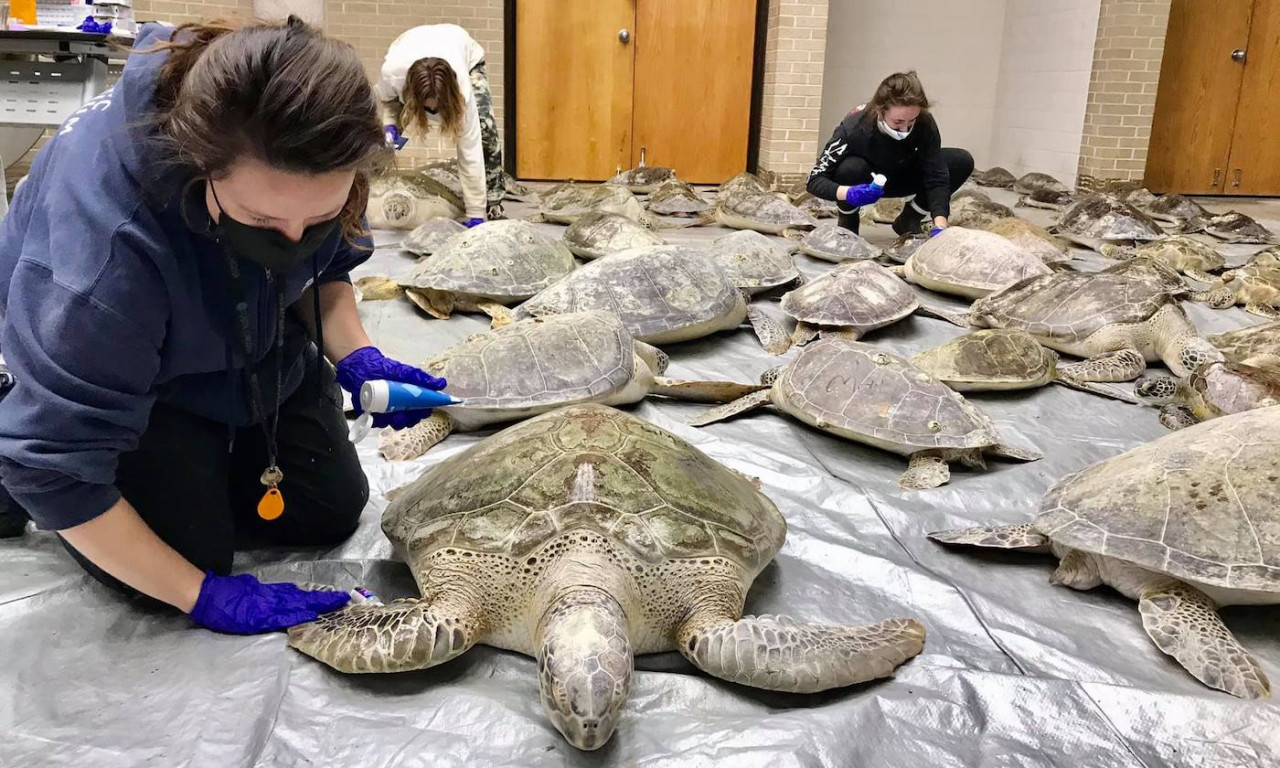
[609,166,677,194]
[781,261,916,331]
[646,179,712,217]
[910,329,1056,388]
[1099,257,1187,293]
[1209,320,1280,371]
[718,190,818,235]
[905,227,1052,298]
[972,167,1016,188]
[793,224,881,263]
[1202,211,1275,244]
[398,220,575,301]
[1130,235,1225,272]
[1058,194,1163,242]
[971,272,1175,344]
[949,198,1015,230]
[1013,172,1068,195]
[513,244,744,343]
[541,183,647,224]
[367,171,465,229]
[1143,194,1208,223]
[980,218,1072,265]
[774,339,1001,453]
[709,230,799,293]
[716,172,768,204]
[1034,405,1280,592]
[564,212,664,260]
[866,197,906,224]
[1182,361,1280,418]
[402,217,467,256]
[382,403,785,572]
[1247,245,1280,269]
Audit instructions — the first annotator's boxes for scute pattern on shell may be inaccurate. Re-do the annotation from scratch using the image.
[402,218,468,256]
[564,212,664,260]
[1013,172,1068,195]
[908,227,1052,295]
[972,272,1175,343]
[1210,320,1280,370]
[781,261,917,330]
[719,190,818,232]
[980,218,1071,265]
[382,403,786,574]
[911,329,1056,386]
[399,220,576,300]
[1058,194,1164,242]
[1035,406,1280,592]
[794,224,881,262]
[610,166,678,193]
[540,183,647,224]
[775,339,1000,451]
[972,167,1016,188]
[710,230,799,291]
[646,179,712,216]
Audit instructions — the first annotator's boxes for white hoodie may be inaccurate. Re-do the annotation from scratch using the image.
[376,24,487,219]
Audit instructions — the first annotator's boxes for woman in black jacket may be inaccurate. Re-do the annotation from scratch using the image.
[807,71,973,236]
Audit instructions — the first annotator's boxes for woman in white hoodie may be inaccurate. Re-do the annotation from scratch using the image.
[376,24,503,224]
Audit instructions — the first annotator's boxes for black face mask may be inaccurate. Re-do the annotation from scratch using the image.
[209,181,340,273]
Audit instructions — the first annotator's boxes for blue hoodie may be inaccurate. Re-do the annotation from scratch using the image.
[0,24,371,531]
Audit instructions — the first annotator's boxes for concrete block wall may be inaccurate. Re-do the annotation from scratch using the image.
[134,0,255,24]
[989,0,1101,186]
[1076,0,1171,184]
[757,0,829,185]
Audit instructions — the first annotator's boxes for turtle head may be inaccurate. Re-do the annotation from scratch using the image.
[537,586,633,751]
[1134,375,1178,404]
[760,366,784,386]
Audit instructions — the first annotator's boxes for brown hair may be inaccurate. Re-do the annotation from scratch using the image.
[148,16,391,243]
[865,71,930,117]
[400,57,465,138]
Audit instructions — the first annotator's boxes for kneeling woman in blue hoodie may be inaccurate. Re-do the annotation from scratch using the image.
[0,18,441,633]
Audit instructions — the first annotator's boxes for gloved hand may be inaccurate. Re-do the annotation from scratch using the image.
[190,572,350,634]
[463,217,485,228]
[843,182,885,208]
[384,125,408,151]
[335,346,447,429]
[930,227,945,237]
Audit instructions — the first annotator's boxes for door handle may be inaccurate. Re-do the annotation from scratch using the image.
[1212,168,1221,187]
[1232,168,1242,187]
[619,28,631,43]
[1232,49,1247,62]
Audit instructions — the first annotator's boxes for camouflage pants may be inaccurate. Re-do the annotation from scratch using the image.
[469,61,504,214]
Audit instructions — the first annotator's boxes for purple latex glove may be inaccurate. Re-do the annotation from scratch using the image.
[384,124,408,151]
[843,182,885,208]
[930,227,945,237]
[190,572,350,634]
[463,217,485,228]
[335,346,447,430]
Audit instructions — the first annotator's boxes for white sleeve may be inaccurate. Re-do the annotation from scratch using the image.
[373,73,399,104]
[456,96,487,220]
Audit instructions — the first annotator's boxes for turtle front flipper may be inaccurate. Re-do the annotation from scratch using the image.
[927,522,1050,550]
[378,411,455,461]
[405,288,455,319]
[745,304,792,355]
[288,598,481,674]
[687,388,773,427]
[1138,581,1271,699]
[676,612,924,693]
[1245,302,1280,320]
[1057,348,1147,382]
[1159,404,1199,430]
[537,587,633,751]
[913,303,972,328]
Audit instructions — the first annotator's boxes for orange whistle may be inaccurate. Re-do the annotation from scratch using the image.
[257,486,285,520]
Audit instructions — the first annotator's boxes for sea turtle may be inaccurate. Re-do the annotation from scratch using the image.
[866,197,907,224]
[717,189,818,237]
[892,227,1052,300]
[511,244,789,353]
[929,405,1280,699]
[352,276,403,302]
[610,164,677,194]
[1244,244,1280,269]
[1013,172,1068,195]
[1191,264,1280,318]
[376,312,769,460]
[1122,187,1159,208]
[953,188,992,205]
[790,224,881,263]
[716,172,768,204]
[367,170,464,229]
[1017,188,1075,211]
[708,230,800,295]
[1142,194,1209,226]
[1099,256,1188,295]
[645,178,712,217]
[291,403,926,750]
[501,170,537,202]
[1209,320,1280,370]
[960,271,1223,380]
[780,260,918,346]
[418,159,465,202]
[883,234,928,265]
[1134,360,1280,429]
[971,167,1016,188]
[910,329,1138,403]
[1054,194,1163,248]
[688,339,1041,489]
[397,220,575,321]
[786,180,838,218]
[400,217,467,257]
[1195,211,1275,243]
[948,197,1016,230]
[535,182,651,226]
[1098,235,1225,283]
[563,211,664,260]
[979,217,1072,266]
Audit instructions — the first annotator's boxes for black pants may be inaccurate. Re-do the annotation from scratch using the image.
[60,361,368,594]
[833,148,974,233]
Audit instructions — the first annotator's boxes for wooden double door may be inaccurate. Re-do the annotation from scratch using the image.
[1146,0,1280,195]
[514,0,759,184]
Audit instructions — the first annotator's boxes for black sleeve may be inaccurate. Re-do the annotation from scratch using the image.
[918,118,951,219]
[806,122,852,201]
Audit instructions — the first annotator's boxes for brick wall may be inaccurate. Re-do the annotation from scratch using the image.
[757,0,828,185]
[325,1,504,169]
[134,0,255,24]
[1076,0,1171,184]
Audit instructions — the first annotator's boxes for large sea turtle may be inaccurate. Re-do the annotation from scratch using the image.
[645,178,712,217]
[367,170,464,229]
[689,339,1040,489]
[971,167,1016,188]
[866,197,907,224]
[1135,360,1280,429]
[610,164,677,194]
[716,172,768,204]
[563,211,664,260]
[979,217,1072,266]
[1192,264,1280,318]
[1012,172,1068,195]
[930,405,1280,699]
[400,217,467,257]
[1142,194,1209,226]
[790,224,881,263]
[893,227,1052,299]
[1209,320,1280,370]
[535,182,649,225]
[948,197,1016,230]
[397,220,575,320]
[291,403,926,750]
[780,261,918,346]
[786,180,838,218]
[1016,188,1075,211]
[377,312,767,460]
[511,245,788,352]
[1098,235,1225,283]
[717,189,818,237]
[1197,211,1274,244]
[1055,194,1163,248]
[708,230,800,295]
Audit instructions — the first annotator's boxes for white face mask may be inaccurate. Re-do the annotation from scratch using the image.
[878,118,913,141]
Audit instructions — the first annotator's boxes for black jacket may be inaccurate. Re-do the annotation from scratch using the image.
[807,109,951,218]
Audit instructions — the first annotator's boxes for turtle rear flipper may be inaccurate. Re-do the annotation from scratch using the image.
[745,304,791,355]
[687,388,772,427]
[676,612,924,693]
[650,377,768,404]
[378,411,455,461]
[927,522,1050,551]
[1138,582,1270,699]
[900,451,951,489]
[1057,348,1147,382]
[288,598,480,674]
[913,302,972,328]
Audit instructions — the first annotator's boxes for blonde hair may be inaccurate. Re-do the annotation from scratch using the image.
[401,57,464,137]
